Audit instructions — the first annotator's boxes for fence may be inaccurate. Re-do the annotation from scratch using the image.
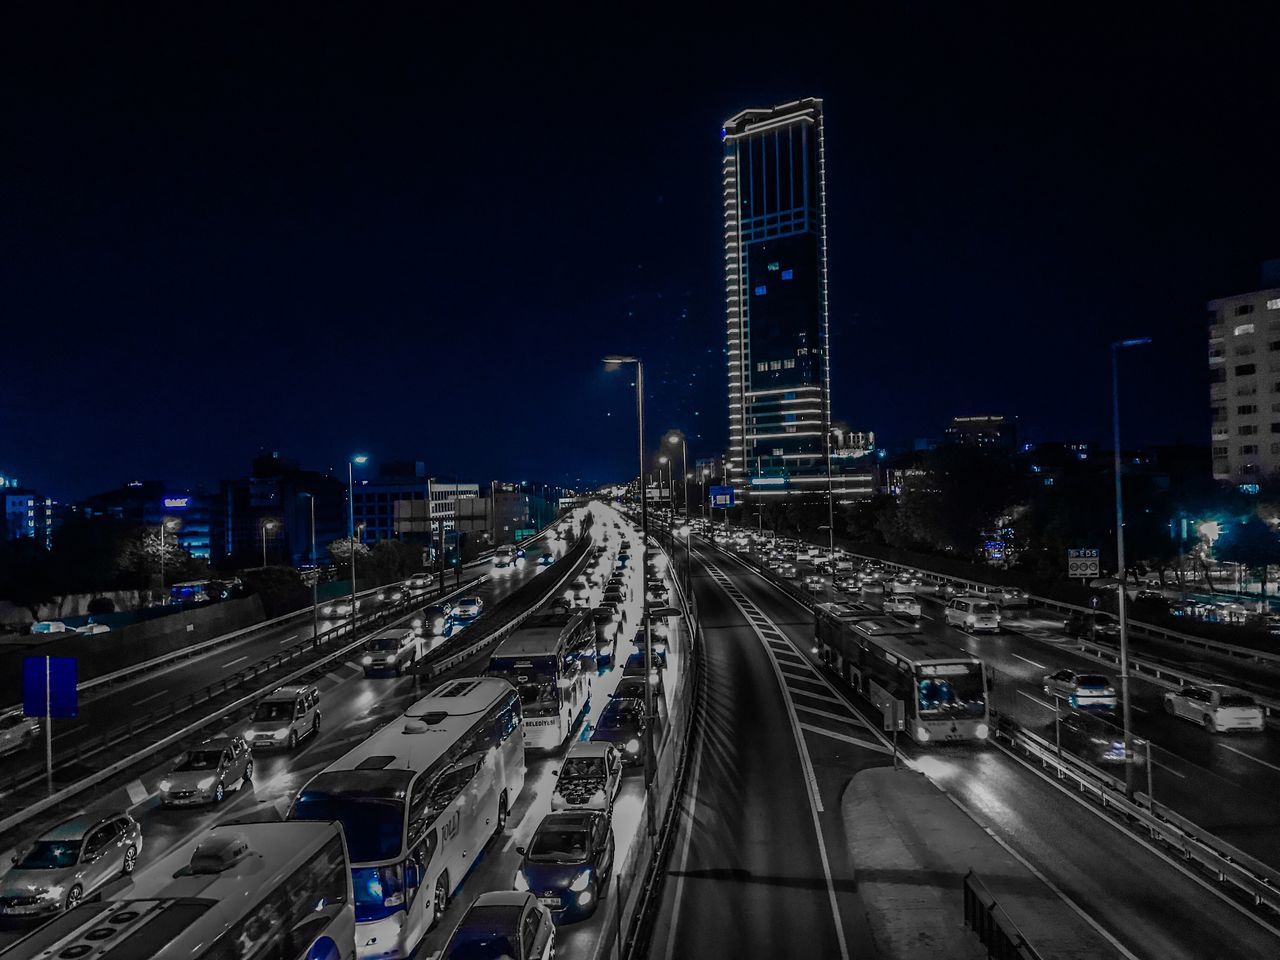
[962,870,1042,960]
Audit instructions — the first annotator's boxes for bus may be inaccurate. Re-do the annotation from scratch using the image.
[0,819,355,960]
[169,578,239,605]
[486,611,592,748]
[288,677,524,960]
[815,603,990,744]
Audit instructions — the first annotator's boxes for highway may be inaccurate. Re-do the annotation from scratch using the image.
[645,534,1280,960]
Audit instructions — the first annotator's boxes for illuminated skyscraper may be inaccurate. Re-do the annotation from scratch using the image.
[722,98,839,498]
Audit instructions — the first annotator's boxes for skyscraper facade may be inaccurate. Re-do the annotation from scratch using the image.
[722,98,842,498]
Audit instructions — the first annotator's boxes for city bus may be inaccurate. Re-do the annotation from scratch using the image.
[486,610,592,748]
[288,677,524,960]
[815,603,990,744]
[0,819,355,960]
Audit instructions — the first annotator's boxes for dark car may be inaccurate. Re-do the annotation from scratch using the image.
[515,811,615,922]
[591,697,648,765]
[438,891,554,960]
[1063,612,1121,641]
[421,604,452,637]
[609,675,649,703]
[626,642,666,672]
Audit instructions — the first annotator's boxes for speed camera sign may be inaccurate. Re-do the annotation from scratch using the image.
[1067,548,1100,578]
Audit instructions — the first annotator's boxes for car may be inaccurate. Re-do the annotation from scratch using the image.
[833,576,860,593]
[362,627,423,676]
[548,596,574,615]
[883,594,922,619]
[1063,612,1120,640]
[802,575,825,594]
[437,891,555,960]
[540,551,555,566]
[1042,670,1116,710]
[421,603,453,636]
[406,574,434,590]
[550,741,623,813]
[859,579,886,595]
[320,600,358,617]
[944,597,1000,633]
[243,685,321,750]
[628,631,668,669]
[0,812,143,915]
[453,597,484,620]
[646,580,669,603]
[887,576,922,595]
[515,811,615,922]
[0,710,40,756]
[602,587,626,609]
[777,562,798,579]
[1163,685,1265,733]
[623,650,665,698]
[992,586,1030,608]
[158,736,253,806]
[591,697,648,764]
[74,622,111,636]
[615,553,632,570]
[30,621,67,635]
[1058,712,1128,766]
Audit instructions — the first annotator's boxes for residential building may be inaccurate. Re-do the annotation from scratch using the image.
[1208,282,1280,485]
[4,486,59,549]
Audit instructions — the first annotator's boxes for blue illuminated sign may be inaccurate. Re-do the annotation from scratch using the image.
[162,496,190,509]
[710,485,735,508]
[23,656,77,719]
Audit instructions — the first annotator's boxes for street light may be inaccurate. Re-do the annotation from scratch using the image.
[260,518,279,568]
[603,354,657,838]
[666,433,688,520]
[1110,335,1152,796]
[301,492,319,643]
[348,454,369,624]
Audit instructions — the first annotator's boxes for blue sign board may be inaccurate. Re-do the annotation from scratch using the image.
[23,656,77,719]
[710,485,735,508]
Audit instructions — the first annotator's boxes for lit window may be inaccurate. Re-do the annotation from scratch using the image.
[781,269,793,280]
[770,360,782,370]
[767,262,779,272]
[754,285,767,296]
[783,359,796,368]
[1269,299,1280,310]
[1235,323,1256,336]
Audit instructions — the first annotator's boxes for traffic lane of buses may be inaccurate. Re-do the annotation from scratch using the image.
[0,534,569,949]
[708,542,1280,960]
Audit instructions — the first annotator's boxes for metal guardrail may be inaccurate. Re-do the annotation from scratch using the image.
[963,869,1042,960]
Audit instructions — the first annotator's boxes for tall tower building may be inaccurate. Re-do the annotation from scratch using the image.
[722,98,836,498]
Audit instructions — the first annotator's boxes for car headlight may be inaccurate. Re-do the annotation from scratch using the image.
[569,868,592,892]
[966,615,976,624]
[625,738,640,753]
[513,869,529,892]
[42,885,64,901]
[917,726,931,742]
[361,655,372,665]
[197,776,217,789]
[322,607,333,615]
[975,723,990,739]
[159,779,172,792]
[386,654,396,664]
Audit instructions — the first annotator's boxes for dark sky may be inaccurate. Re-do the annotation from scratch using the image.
[3,6,1280,499]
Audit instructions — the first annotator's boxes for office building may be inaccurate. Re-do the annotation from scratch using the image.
[3,484,59,549]
[392,479,481,540]
[1208,281,1280,485]
[944,415,1018,451]
[722,98,866,501]
[81,480,213,558]
[214,453,345,568]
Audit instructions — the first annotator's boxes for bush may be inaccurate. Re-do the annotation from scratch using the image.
[87,596,116,615]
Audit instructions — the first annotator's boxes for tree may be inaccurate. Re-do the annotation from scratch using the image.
[1215,514,1280,599]
[0,537,56,619]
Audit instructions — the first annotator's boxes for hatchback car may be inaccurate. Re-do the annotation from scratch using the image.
[550,742,622,813]
[1163,685,1265,732]
[1042,670,1116,710]
[439,891,555,960]
[243,685,321,750]
[453,597,484,620]
[944,597,1000,633]
[883,594,923,619]
[515,811,615,922]
[0,812,142,915]
[30,621,67,634]
[0,710,40,756]
[591,698,648,765]
[159,736,253,806]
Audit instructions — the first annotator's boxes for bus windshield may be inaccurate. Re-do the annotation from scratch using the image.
[351,863,405,923]
[916,663,986,719]
[488,656,560,716]
[291,792,405,862]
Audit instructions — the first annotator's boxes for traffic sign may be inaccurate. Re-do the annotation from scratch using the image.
[1067,548,1100,578]
[24,656,77,719]
[710,485,735,508]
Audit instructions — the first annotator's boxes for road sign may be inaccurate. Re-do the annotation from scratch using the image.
[24,656,77,719]
[710,485,735,508]
[1067,548,1100,578]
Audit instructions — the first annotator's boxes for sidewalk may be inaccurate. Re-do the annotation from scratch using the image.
[844,766,1123,960]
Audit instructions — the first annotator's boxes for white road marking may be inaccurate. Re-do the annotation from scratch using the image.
[1011,652,1046,669]
[1152,758,1187,779]
[794,703,860,726]
[788,687,845,706]
[1220,744,1280,774]
[1017,689,1060,712]
[280,634,299,644]
[135,689,169,706]
[221,656,248,669]
[799,723,893,754]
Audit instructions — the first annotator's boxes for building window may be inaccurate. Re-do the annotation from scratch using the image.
[1238,404,1258,415]
[754,285,767,296]
[1242,444,1260,454]
[772,448,783,456]
[1240,424,1259,435]
[1272,423,1280,433]
[781,269,793,280]
[1236,304,1256,316]
[770,360,782,370]
[783,359,796,369]
[1210,369,1226,383]
[767,261,779,272]
[1269,298,1280,310]
[1236,345,1256,356]
[1270,341,1280,351]
[756,361,767,372]
[1236,323,1257,335]
[1213,445,1229,457]
[1236,364,1257,375]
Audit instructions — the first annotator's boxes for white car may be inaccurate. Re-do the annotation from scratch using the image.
[551,742,623,813]
[1163,685,1265,733]
[320,601,357,617]
[30,621,67,635]
[887,576,922,594]
[453,597,484,620]
[0,710,40,756]
[944,597,1000,633]
[802,575,825,594]
[1042,670,1116,710]
[883,594,922,619]
[74,622,111,636]
[993,586,1030,608]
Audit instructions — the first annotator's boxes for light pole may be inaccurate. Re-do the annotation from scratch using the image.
[302,493,319,642]
[260,518,280,569]
[1110,335,1152,796]
[348,454,369,622]
[666,433,688,520]
[604,354,656,838]
[157,516,181,603]
[700,469,709,522]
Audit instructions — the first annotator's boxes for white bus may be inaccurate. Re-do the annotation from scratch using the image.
[288,677,524,960]
[486,611,592,749]
[0,820,355,960]
[815,604,991,744]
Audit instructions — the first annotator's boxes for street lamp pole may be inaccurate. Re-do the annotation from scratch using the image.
[604,355,656,838]
[348,455,368,625]
[667,434,688,520]
[1112,336,1151,796]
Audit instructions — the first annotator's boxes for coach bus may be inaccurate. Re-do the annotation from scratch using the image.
[0,819,355,960]
[486,610,592,748]
[815,602,990,744]
[288,677,523,959]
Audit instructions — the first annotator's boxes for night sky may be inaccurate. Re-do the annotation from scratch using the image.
[4,6,1280,499]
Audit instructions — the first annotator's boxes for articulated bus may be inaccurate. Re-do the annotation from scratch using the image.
[288,677,524,960]
[815,602,991,744]
[486,611,592,749]
[1,820,355,960]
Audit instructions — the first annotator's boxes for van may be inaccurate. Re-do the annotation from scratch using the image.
[244,685,321,751]
[363,627,423,676]
[944,597,1001,633]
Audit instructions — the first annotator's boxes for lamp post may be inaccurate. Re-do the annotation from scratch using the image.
[348,455,369,623]
[1110,336,1152,796]
[260,518,279,569]
[603,354,657,838]
[302,493,319,643]
[700,469,710,522]
[158,517,181,604]
[666,433,688,520]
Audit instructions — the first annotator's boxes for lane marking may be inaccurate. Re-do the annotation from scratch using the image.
[1220,743,1280,774]
[135,689,169,707]
[280,634,299,644]
[794,703,864,727]
[1012,652,1046,669]
[799,723,893,755]
[1152,758,1187,779]
[221,656,248,669]
[1018,689,1059,712]
[788,687,845,706]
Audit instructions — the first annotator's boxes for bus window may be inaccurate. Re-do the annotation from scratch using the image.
[405,829,438,906]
